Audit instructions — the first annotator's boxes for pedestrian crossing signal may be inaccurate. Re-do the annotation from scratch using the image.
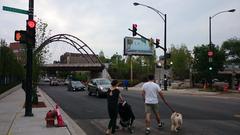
[15,30,26,43]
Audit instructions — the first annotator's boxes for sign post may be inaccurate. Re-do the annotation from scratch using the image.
[2,2,35,117]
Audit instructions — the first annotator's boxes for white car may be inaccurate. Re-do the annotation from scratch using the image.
[50,78,59,86]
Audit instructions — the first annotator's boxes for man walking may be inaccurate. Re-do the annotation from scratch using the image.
[142,74,164,134]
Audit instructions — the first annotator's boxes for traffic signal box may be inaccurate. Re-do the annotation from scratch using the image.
[14,19,36,47]
[26,19,36,48]
[156,38,160,48]
[132,24,137,36]
[15,30,27,43]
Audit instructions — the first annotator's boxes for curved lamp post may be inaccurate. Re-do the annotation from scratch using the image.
[133,2,167,69]
[209,9,236,48]
[208,9,235,89]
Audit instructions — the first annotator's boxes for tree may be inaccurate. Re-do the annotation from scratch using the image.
[192,44,225,83]
[221,38,240,64]
[169,45,192,80]
[33,19,51,83]
[31,19,51,104]
[0,39,24,88]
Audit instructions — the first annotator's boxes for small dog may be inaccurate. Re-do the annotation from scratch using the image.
[170,112,183,132]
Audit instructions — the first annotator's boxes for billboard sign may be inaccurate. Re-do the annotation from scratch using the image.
[124,37,154,56]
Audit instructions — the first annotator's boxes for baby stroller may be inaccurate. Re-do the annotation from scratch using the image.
[118,101,135,134]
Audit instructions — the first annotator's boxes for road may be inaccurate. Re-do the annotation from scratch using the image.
[39,84,240,135]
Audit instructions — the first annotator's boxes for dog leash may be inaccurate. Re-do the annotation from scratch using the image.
[160,94,175,113]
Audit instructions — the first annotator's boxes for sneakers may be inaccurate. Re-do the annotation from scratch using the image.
[158,121,164,128]
[145,128,151,135]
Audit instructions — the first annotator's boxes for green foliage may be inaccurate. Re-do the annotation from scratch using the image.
[108,52,156,82]
[72,72,89,82]
[169,45,192,80]
[221,38,240,64]
[0,39,24,89]
[192,44,225,81]
[32,19,51,83]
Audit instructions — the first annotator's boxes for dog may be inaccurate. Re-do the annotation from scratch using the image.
[170,112,183,132]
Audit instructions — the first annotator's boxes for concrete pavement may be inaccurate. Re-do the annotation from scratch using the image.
[0,84,86,135]
[1,85,239,135]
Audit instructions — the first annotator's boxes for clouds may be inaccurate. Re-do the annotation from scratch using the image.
[1,0,239,63]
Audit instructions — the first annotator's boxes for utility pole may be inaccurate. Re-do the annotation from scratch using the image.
[25,0,34,116]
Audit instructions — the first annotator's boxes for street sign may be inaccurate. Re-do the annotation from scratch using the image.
[208,51,213,57]
[2,6,28,15]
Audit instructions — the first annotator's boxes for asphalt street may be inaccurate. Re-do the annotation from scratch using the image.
[39,84,240,135]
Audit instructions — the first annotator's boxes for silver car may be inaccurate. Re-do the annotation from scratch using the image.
[87,78,111,97]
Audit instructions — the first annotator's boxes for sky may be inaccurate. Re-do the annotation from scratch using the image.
[1,0,240,63]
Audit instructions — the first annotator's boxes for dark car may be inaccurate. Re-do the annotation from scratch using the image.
[68,81,86,91]
[87,78,111,97]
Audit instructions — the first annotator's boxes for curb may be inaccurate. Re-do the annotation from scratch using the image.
[39,87,87,135]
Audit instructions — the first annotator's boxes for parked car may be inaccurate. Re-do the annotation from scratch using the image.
[64,79,70,85]
[87,78,111,97]
[50,78,59,86]
[43,78,50,82]
[68,81,85,91]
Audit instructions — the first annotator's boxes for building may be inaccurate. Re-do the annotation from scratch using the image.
[60,52,99,64]
[9,42,26,65]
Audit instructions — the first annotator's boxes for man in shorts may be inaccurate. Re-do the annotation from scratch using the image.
[142,74,164,134]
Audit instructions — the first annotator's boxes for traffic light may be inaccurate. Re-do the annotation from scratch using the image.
[14,30,26,43]
[209,66,212,71]
[132,24,137,36]
[166,53,171,58]
[26,19,36,47]
[156,38,160,48]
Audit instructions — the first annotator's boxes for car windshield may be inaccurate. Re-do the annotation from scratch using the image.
[95,79,111,85]
[72,81,83,87]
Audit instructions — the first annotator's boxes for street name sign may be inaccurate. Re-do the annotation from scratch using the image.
[2,6,28,15]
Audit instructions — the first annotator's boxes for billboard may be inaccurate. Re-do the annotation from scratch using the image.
[124,37,154,56]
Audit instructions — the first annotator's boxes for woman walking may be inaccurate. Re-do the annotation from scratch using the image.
[106,80,123,135]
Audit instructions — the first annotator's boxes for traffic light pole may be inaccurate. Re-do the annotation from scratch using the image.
[128,28,166,51]
[25,0,34,116]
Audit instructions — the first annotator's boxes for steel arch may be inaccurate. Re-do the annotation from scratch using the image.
[34,34,103,65]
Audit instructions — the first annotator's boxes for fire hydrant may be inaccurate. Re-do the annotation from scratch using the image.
[55,105,66,127]
[45,110,56,127]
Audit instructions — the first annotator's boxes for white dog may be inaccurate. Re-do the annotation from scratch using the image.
[170,112,183,132]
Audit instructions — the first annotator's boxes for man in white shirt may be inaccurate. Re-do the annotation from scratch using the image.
[142,74,164,134]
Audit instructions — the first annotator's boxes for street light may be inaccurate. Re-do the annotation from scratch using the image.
[208,9,235,89]
[209,9,236,48]
[133,2,167,69]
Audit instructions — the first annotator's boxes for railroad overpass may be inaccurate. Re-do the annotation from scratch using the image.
[41,63,111,79]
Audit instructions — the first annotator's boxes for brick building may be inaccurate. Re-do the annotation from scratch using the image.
[60,52,99,64]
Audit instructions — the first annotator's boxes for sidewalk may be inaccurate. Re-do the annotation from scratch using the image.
[0,84,86,135]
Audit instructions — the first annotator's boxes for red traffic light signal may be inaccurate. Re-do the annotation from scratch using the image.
[27,19,36,29]
[132,24,137,36]
[14,30,26,43]
[26,19,36,47]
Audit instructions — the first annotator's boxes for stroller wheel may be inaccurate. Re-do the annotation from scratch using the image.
[128,126,134,134]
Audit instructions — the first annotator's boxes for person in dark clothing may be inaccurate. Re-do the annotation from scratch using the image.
[118,101,135,133]
[106,80,123,135]
[123,80,129,90]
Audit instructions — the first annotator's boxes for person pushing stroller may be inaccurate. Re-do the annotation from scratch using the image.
[118,100,135,134]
